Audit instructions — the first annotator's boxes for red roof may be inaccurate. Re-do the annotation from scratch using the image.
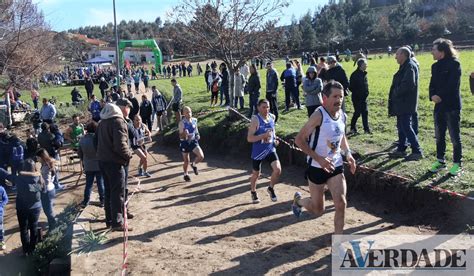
[70,33,108,47]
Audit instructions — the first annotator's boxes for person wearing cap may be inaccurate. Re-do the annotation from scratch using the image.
[265,62,280,122]
[99,77,109,99]
[349,59,371,134]
[97,102,133,231]
[302,66,323,117]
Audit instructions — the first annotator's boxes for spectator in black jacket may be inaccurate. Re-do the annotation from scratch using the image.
[99,77,109,99]
[139,94,153,131]
[219,63,230,106]
[247,64,261,117]
[326,56,349,111]
[84,76,94,100]
[349,59,371,134]
[127,92,140,121]
[388,47,423,161]
[428,38,463,176]
[71,87,84,106]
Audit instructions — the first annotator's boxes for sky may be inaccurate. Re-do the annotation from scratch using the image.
[34,0,329,32]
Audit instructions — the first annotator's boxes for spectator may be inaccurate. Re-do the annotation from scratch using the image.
[219,63,230,106]
[99,77,109,99]
[266,62,279,122]
[71,87,84,106]
[388,47,423,161]
[0,184,7,250]
[326,56,349,110]
[125,74,133,93]
[294,60,303,100]
[36,148,57,230]
[97,103,133,231]
[170,78,183,123]
[204,64,212,92]
[89,94,102,122]
[317,57,328,80]
[84,76,94,100]
[64,114,85,151]
[0,160,42,255]
[8,134,25,182]
[49,124,64,191]
[139,94,153,131]
[428,38,463,176]
[30,88,40,110]
[208,67,221,107]
[234,68,246,109]
[127,92,140,121]
[302,66,323,117]
[37,122,55,158]
[187,64,193,77]
[241,62,250,80]
[39,98,56,124]
[280,62,300,111]
[349,59,371,134]
[247,64,261,117]
[78,121,104,207]
[151,86,167,132]
[470,72,474,94]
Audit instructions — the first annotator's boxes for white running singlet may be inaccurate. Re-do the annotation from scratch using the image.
[307,107,346,168]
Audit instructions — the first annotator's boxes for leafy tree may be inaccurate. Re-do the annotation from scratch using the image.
[299,12,316,50]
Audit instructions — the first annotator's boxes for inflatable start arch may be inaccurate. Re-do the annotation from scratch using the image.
[118,39,163,73]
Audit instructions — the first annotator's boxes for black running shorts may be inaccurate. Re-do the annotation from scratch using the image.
[306,165,344,185]
[252,151,279,172]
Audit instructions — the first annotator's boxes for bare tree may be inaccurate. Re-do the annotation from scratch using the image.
[173,0,289,105]
[0,0,59,90]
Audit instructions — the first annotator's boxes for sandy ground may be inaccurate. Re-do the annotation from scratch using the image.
[69,145,438,276]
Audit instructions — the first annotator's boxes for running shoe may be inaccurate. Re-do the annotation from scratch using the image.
[449,163,462,176]
[136,167,144,177]
[267,186,277,202]
[429,160,446,173]
[0,241,6,250]
[292,192,302,218]
[251,191,260,203]
[191,163,199,175]
[143,171,152,178]
[184,174,191,182]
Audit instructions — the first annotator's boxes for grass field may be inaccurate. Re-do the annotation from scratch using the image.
[34,51,474,194]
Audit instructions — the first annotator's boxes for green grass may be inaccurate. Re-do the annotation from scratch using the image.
[36,51,474,194]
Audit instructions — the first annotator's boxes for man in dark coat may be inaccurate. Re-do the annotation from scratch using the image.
[428,38,463,176]
[326,56,349,111]
[139,94,153,131]
[349,59,370,134]
[280,62,300,111]
[388,47,423,161]
[127,92,140,121]
[84,76,94,100]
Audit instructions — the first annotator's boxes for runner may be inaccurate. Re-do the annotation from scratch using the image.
[178,106,204,182]
[131,115,152,177]
[247,99,281,203]
[291,81,356,235]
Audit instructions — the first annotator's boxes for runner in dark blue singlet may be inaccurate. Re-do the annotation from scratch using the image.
[247,99,281,203]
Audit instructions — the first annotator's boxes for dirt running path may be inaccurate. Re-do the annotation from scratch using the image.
[71,145,436,275]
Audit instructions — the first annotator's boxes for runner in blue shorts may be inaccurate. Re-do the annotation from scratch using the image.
[247,99,281,203]
[292,81,356,235]
[179,106,204,182]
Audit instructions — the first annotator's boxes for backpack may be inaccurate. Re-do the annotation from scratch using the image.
[12,144,24,162]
